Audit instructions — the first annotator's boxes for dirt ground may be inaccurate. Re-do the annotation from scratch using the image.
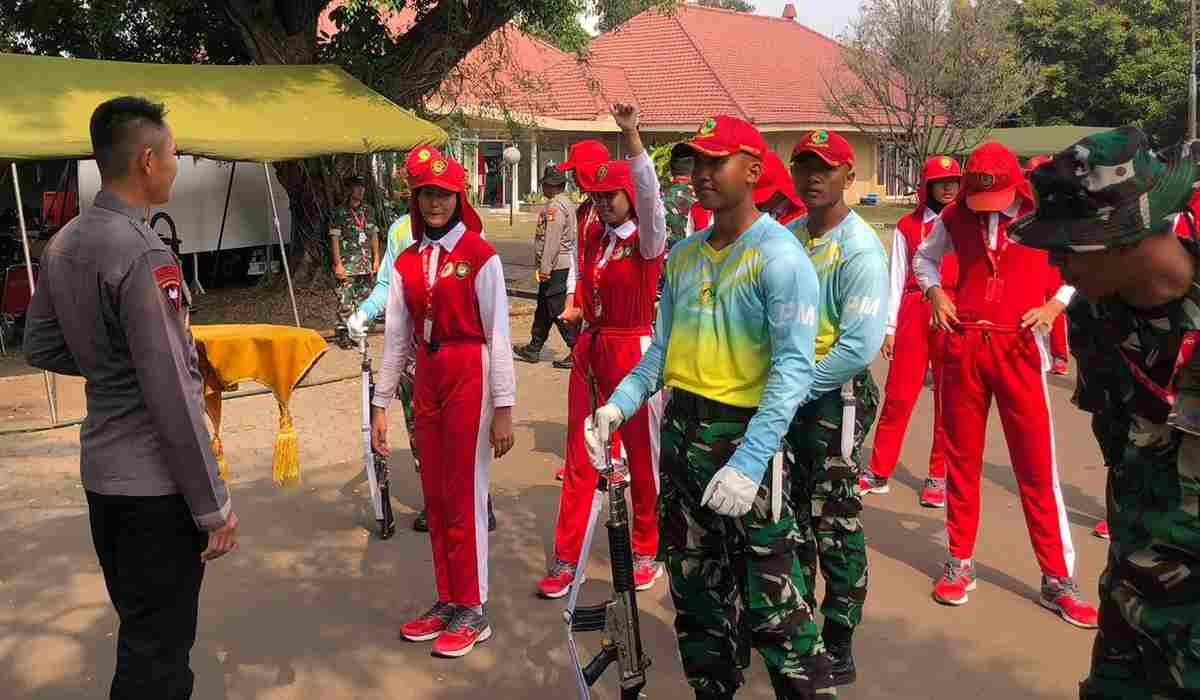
[0,305,1107,700]
[0,205,1107,700]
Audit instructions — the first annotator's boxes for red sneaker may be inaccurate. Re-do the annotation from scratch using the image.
[537,560,579,599]
[556,467,565,482]
[932,559,976,606]
[432,607,493,658]
[919,478,947,508]
[1051,358,1070,376]
[859,472,889,495]
[1093,520,1110,540]
[633,556,663,591]
[1041,576,1099,629]
[400,601,457,642]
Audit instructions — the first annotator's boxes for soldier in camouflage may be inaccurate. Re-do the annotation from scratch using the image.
[785,131,889,688]
[330,175,380,348]
[1010,126,1200,699]
[662,146,706,247]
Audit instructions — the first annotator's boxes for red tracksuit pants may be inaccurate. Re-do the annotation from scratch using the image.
[413,341,492,607]
[941,325,1074,578]
[1050,315,1069,359]
[553,326,663,564]
[870,290,949,480]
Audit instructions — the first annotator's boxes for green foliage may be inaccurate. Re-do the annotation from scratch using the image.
[1011,0,1191,145]
[696,0,755,11]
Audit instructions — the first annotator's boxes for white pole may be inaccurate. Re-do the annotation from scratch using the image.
[262,163,301,327]
[11,162,58,424]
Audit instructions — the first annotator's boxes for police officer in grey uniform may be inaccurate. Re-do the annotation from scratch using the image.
[24,96,237,700]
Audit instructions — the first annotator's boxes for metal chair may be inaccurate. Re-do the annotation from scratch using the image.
[0,263,37,355]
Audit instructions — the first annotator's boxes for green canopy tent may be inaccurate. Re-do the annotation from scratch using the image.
[0,52,447,424]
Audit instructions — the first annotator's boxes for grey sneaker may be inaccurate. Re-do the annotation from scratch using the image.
[432,607,493,657]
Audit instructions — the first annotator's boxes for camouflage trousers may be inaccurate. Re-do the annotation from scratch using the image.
[784,372,879,632]
[1081,431,1200,699]
[659,393,829,697]
[336,274,373,323]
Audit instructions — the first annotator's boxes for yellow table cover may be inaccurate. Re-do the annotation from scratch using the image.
[192,324,328,485]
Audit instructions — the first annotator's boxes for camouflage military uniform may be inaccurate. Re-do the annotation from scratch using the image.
[1006,127,1200,698]
[1069,258,1200,699]
[663,179,700,248]
[785,372,879,631]
[330,203,378,325]
[659,392,830,698]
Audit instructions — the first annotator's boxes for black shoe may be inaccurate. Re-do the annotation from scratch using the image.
[334,324,355,350]
[512,344,542,363]
[412,509,429,533]
[823,621,856,687]
[487,497,497,532]
[552,355,573,369]
[694,692,735,700]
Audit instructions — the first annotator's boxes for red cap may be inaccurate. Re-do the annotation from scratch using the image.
[792,129,854,168]
[962,142,1030,213]
[558,140,610,173]
[682,116,767,159]
[587,160,638,217]
[754,151,803,207]
[915,155,962,211]
[1023,154,1053,175]
[406,147,482,235]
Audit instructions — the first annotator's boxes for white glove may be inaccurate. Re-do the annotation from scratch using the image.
[584,404,624,470]
[701,466,759,518]
[346,309,369,339]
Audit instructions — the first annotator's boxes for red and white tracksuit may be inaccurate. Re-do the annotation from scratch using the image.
[870,205,959,480]
[375,223,516,607]
[554,153,666,566]
[914,200,1077,578]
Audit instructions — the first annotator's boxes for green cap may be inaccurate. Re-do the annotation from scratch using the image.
[1010,126,1199,251]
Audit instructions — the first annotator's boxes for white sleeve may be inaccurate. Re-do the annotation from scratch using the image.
[631,151,667,259]
[372,272,414,410]
[476,255,516,408]
[887,229,907,333]
[914,217,952,293]
[566,243,578,294]
[1054,285,1076,306]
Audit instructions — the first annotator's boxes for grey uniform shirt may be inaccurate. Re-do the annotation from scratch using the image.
[24,190,231,531]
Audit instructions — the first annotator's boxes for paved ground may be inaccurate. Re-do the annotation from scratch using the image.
[0,206,1107,699]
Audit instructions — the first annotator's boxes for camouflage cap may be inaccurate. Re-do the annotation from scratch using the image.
[1010,126,1200,251]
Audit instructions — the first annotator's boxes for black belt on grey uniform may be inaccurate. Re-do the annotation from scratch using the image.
[668,389,757,423]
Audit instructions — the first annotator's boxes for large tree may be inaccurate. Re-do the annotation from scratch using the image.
[0,0,659,282]
[822,0,1042,190]
[1011,0,1190,145]
[696,0,754,11]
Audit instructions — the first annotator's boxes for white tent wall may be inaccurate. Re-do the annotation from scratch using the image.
[78,157,292,255]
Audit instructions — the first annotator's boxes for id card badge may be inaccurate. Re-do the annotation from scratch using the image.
[985,277,1005,303]
[423,318,433,344]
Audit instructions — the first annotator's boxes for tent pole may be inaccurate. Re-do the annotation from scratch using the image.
[213,162,237,286]
[263,163,300,327]
[11,162,58,424]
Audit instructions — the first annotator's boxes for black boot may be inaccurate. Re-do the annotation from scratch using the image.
[822,620,856,687]
[512,343,542,363]
[488,496,497,532]
[695,691,735,700]
[412,509,429,532]
[552,354,574,369]
[768,659,829,700]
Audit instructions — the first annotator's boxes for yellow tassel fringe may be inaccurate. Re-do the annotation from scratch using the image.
[272,402,301,486]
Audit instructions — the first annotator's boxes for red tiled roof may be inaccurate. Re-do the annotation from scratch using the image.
[587,3,856,126]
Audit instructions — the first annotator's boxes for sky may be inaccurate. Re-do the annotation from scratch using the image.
[751,0,858,38]
[582,2,860,40]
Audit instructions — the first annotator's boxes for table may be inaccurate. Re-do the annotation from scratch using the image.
[192,324,328,485]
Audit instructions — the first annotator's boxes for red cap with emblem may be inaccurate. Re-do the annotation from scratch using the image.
[558,139,611,191]
[754,151,804,207]
[1022,154,1053,176]
[961,142,1032,213]
[587,160,639,218]
[681,116,767,159]
[791,129,855,168]
[406,146,482,235]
